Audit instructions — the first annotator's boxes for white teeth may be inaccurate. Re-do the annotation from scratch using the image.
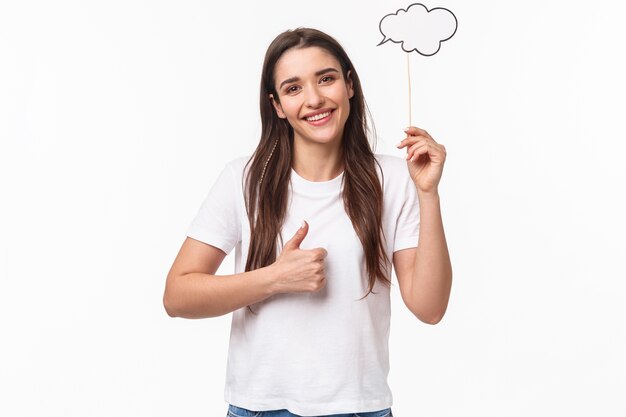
[306,111,331,121]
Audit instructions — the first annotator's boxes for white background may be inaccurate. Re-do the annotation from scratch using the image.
[1,1,625,416]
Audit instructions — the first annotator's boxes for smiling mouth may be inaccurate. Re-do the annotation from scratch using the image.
[304,110,334,124]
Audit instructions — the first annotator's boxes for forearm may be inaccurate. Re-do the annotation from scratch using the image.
[411,191,452,323]
[164,266,278,319]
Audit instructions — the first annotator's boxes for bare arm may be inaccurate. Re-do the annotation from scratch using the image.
[393,192,452,324]
[163,237,277,319]
[163,221,326,319]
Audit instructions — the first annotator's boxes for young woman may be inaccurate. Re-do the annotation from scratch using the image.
[164,28,452,417]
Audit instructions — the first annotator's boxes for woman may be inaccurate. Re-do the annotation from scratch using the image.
[163,28,452,417]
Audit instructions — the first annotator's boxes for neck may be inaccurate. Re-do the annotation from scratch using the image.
[292,138,344,182]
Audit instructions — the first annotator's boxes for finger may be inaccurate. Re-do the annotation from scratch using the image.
[407,143,430,162]
[401,137,429,156]
[283,220,309,250]
[306,248,326,262]
[403,126,432,139]
[412,144,448,163]
[396,135,430,149]
[314,247,328,259]
[407,141,429,155]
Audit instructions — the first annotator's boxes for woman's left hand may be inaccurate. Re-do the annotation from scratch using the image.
[396,126,447,194]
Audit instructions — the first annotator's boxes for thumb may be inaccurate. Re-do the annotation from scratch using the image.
[283,220,308,251]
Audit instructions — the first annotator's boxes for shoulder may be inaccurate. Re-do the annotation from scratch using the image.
[222,154,253,178]
[373,153,410,179]
[374,152,406,167]
[225,154,252,169]
[373,153,415,200]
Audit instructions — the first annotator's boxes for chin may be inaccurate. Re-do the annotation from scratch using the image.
[301,133,342,145]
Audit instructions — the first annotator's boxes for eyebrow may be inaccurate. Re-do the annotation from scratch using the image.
[278,67,340,90]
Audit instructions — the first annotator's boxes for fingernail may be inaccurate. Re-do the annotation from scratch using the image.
[403,127,410,132]
[301,220,306,228]
[396,141,402,147]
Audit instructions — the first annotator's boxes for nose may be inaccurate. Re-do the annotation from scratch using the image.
[304,85,324,108]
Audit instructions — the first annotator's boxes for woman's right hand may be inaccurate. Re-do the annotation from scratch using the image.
[270,220,327,294]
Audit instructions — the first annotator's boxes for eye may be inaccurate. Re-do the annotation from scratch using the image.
[320,75,335,83]
[286,85,300,94]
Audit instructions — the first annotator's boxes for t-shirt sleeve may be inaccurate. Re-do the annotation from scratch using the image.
[185,162,241,255]
[393,172,420,252]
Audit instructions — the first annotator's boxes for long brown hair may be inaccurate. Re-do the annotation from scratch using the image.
[243,28,390,313]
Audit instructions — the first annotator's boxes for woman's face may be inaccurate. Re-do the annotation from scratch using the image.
[270,46,354,147]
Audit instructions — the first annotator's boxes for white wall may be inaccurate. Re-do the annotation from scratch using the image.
[1,1,624,416]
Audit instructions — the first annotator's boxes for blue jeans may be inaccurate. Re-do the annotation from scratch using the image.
[227,404,393,417]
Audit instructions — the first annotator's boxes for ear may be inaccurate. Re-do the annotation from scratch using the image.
[346,70,354,99]
[269,94,287,119]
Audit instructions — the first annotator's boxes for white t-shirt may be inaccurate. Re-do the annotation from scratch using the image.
[186,153,420,416]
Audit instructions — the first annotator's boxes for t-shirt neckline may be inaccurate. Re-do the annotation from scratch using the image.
[290,167,344,194]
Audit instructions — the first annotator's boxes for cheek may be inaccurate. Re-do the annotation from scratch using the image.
[281,100,300,119]
[337,91,351,111]
[334,87,351,106]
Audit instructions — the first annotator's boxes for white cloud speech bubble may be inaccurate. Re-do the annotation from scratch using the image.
[378,3,457,56]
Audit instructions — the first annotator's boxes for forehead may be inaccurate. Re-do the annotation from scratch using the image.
[274,46,341,84]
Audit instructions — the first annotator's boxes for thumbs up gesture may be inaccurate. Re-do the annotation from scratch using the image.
[270,220,328,294]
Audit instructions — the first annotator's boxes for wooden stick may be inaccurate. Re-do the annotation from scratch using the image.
[407,53,412,127]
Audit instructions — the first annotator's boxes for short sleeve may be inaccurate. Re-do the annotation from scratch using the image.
[185,162,241,255]
[393,173,420,252]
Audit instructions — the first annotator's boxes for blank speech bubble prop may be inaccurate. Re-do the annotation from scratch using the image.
[377,3,457,125]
